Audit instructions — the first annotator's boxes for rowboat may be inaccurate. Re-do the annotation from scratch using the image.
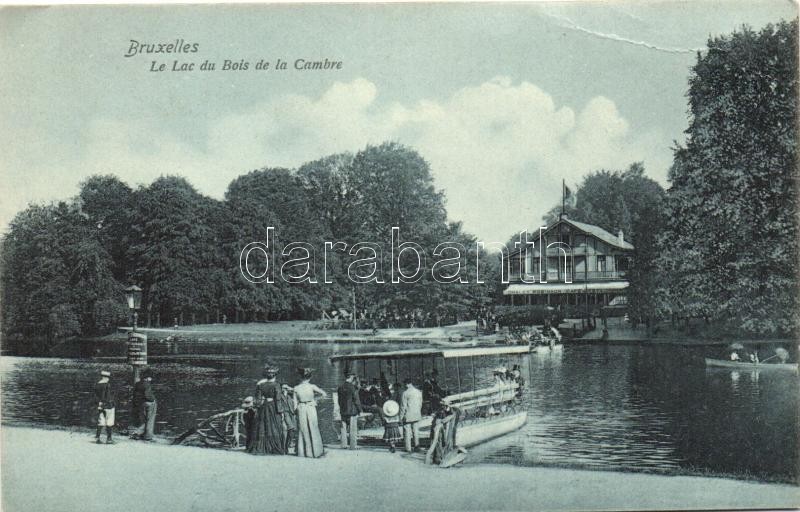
[329,346,529,451]
[704,358,798,372]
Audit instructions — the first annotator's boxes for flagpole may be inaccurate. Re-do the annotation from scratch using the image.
[562,178,565,218]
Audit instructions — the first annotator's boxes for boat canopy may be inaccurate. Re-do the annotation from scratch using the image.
[329,345,529,363]
[504,281,629,295]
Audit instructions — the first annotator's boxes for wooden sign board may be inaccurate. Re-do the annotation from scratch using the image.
[127,332,148,366]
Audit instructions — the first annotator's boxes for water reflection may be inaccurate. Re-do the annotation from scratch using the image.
[1,342,798,482]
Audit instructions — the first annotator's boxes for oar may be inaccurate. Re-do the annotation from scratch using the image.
[759,354,779,364]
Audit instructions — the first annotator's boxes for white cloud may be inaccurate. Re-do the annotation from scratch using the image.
[0,76,669,241]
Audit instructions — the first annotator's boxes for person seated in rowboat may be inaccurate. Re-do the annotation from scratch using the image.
[510,365,525,399]
[359,380,374,408]
[369,379,386,407]
[486,368,510,416]
[355,380,384,428]
[730,351,740,361]
[749,352,759,363]
[423,370,445,415]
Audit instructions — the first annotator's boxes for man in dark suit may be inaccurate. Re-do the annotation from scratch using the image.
[423,369,444,414]
[337,372,362,449]
[132,370,157,441]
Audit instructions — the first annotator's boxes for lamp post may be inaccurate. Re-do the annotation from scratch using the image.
[125,285,143,332]
[124,285,146,384]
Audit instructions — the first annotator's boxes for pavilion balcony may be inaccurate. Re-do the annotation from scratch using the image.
[509,270,628,283]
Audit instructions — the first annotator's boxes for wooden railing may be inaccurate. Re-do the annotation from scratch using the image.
[509,270,627,282]
[173,408,245,449]
[443,383,519,411]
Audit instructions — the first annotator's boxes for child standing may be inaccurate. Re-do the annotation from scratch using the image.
[381,400,402,453]
[241,396,256,451]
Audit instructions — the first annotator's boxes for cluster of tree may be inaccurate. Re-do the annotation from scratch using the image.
[3,20,796,346]
[1,142,492,346]
[658,20,799,336]
[531,20,799,338]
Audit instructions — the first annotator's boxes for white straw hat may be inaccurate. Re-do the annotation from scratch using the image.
[382,400,400,417]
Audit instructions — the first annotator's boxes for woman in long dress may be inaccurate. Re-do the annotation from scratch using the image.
[292,367,327,458]
[247,365,286,455]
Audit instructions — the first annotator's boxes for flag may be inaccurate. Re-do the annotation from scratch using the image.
[564,184,572,200]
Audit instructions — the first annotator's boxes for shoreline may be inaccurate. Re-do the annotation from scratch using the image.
[2,425,798,512]
[21,319,798,353]
[4,421,798,486]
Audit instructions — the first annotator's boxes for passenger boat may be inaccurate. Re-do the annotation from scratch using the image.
[329,345,529,449]
[704,358,798,372]
[530,343,563,354]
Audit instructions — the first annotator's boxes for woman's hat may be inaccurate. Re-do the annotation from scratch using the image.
[241,396,254,407]
[382,400,400,417]
[493,366,508,374]
[263,363,279,374]
[297,367,314,378]
[100,370,111,377]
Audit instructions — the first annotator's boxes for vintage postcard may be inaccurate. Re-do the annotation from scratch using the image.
[1,2,798,511]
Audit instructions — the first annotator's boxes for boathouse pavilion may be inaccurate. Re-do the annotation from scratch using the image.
[502,216,633,313]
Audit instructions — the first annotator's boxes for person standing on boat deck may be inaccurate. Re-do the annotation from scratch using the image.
[400,378,423,452]
[280,384,297,454]
[94,370,116,444]
[132,370,157,441]
[293,368,327,458]
[248,364,286,455]
[337,373,362,449]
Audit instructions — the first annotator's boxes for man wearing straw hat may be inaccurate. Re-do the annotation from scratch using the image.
[94,370,116,444]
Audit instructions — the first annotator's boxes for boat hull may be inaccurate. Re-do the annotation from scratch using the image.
[704,358,798,372]
[357,411,527,448]
[455,411,527,447]
[531,344,563,354]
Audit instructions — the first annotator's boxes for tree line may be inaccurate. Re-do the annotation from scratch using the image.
[1,142,492,347]
[530,20,799,338]
[1,19,797,347]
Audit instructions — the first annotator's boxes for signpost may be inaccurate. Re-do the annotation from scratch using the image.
[127,332,148,365]
[124,285,145,384]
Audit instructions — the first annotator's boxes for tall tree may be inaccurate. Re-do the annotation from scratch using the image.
[1,202,126,347]
[661,20,799,335]
[127,176,222,327]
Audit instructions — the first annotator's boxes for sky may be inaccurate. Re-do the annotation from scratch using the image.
[1,1,797,242]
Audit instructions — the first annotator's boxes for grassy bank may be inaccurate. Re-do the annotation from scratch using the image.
[41,321,490,353]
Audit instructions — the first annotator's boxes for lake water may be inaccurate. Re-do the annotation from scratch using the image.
[2,342,798,483]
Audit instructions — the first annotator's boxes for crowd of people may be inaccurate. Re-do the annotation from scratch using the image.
[91,360,523,460]
[319,308,459,330]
